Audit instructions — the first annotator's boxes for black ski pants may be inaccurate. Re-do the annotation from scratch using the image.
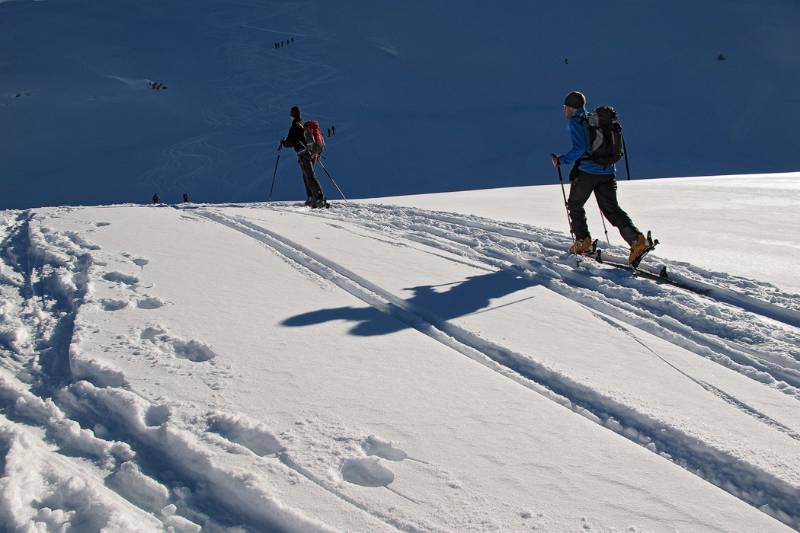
[298,153,325,202]
[567,170,640,245]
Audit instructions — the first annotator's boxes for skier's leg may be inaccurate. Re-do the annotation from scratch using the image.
[311,157,326,202]
[566,172,596,241]
[301,155,325,206]
[299,156,315,203]
[594,175,640,244]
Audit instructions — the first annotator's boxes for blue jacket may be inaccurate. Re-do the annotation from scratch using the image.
[559,107,615,175]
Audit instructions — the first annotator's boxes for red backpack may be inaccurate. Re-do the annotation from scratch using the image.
[303,120,325,157]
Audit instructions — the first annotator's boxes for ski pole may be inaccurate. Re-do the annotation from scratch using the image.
[553,155,575,241]
[595,197,611,246]
[268,145,282,201]
[622,133,631,180]
[318,159,348,202]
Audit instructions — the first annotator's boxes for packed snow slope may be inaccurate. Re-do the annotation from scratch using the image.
[1,176,799,531]
[2,0,800,209]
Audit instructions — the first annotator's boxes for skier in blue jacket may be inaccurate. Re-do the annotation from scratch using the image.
[551,91,648,265]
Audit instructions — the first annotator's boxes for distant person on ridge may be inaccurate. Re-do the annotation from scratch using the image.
[152,193,160,204]
[280,105,327,208]
[551,91,648,265]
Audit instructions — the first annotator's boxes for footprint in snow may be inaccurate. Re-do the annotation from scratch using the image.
[362,435,407,461]
[206,412,283,456]
[172,339,216,362]
[140,326,165,341]
[100,299,129,311]
[362,435,427,464]
[65,231,101,250]
[140,326,217,362]
[145,404,171,427]
[103,271,139,286]
[341,457,394,487]
[121,252,149,268]
[136,296,165,310]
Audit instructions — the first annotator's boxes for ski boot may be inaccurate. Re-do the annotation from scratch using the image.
[628,231,658,268]
[569,236,594,255]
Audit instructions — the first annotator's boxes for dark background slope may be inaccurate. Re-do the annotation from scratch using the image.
[1,0,798,209]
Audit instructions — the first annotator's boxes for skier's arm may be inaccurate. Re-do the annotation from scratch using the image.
[280,129,295,148]
[558,121,587,168]
[281,123,303,148]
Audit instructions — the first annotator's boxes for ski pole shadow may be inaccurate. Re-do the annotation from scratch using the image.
[281,270,538,337]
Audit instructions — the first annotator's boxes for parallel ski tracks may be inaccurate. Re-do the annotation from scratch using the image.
[198,208,800,529]
[270,203,800,328]
[1,213,404,533]
[261,204,800,397]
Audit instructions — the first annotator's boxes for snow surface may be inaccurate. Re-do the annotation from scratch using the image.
[2,0,800,208]
[363,172,800,294]
[0,176,799,531]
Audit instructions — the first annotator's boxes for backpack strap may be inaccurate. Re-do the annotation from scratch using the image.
[576,115,591,162]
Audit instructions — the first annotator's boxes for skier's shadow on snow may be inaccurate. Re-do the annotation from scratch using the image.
[281,270,536,337]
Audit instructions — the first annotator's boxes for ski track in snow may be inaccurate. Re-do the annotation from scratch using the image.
[2,203,799,530]
[193,206,800,529]
[265,203,800,398]
[0,209,366,532]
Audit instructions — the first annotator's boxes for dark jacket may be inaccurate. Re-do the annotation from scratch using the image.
[281,119,306,152]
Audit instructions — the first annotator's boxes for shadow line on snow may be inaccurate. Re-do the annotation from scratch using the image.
[281,270,537,337]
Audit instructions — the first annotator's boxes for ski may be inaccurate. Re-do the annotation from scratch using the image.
[575,233,712,296]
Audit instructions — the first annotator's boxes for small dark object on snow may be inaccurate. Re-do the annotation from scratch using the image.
[152,193,160,204]
[717,53,726,61]
[182,193,190,203]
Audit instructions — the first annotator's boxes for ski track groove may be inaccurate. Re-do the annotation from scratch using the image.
[0,212,365,533]
[197,208,800,529]
[276,203,800,324]
[0,213,177,529]
[265,203,800,399]
[586,309,800,442]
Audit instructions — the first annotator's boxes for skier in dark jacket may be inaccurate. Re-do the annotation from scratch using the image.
[280,106,327,207]
[551,91,648,265]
